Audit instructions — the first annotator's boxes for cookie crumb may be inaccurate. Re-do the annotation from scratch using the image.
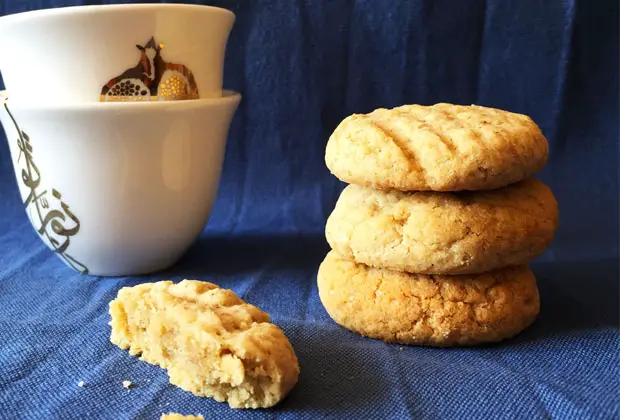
[77,381,85,387]
[122,380,133,389]
[399,347,404,351]
[160,413,204,420]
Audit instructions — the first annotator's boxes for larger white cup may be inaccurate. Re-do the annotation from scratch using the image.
[0,4,235,103]
[0,91,241,276]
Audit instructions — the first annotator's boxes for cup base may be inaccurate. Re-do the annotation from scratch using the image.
[73,251,186,277]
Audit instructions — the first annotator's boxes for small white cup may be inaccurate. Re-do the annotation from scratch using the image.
[0,90,241,276]
[0,4,235,103]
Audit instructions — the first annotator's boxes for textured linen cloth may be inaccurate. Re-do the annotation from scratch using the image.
[0,1,618,419]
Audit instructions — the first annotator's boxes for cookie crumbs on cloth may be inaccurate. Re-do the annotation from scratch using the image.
[77,381,85,387]
[109,280,299,409]
[122,380,133,389]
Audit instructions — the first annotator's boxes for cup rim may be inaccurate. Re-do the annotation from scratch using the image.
[0,3,235,26]
[0,90,241,113]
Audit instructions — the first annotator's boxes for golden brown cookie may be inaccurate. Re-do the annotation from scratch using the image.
[160,414,204,420]
[317,251,540,347]
[109,280,299,409]
[325,178,558,275]
[325,103,549,191]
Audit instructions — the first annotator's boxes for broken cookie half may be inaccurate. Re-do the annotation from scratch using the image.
[109,280,299,409]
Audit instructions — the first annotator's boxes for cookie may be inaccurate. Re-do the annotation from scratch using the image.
[109,280,299,409]
[160,414,204,420]
[326,178,558,275]
[317,251,540,346]
[325,103,549,191]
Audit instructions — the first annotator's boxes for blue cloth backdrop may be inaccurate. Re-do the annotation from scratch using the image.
[0,1,618,419]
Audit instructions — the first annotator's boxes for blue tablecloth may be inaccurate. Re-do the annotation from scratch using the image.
[0,1,618,419]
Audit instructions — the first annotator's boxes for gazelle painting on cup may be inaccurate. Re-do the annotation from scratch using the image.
[100,37,199,102]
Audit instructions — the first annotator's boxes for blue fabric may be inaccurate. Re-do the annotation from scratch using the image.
[0,1,618,419]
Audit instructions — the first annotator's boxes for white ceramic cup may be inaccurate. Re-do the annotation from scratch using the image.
[0,91,241,276]
[0,4,235,103]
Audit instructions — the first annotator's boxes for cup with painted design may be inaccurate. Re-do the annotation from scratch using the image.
[0,90,241,276]
[0,4,235,104]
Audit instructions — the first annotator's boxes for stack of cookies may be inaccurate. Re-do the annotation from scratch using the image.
[318,103,559,347]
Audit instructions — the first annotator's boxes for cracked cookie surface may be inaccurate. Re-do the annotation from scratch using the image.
[325,103,549,191]
[326,178,558,275]
[109,280,299,409]
[317,251,540,346]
